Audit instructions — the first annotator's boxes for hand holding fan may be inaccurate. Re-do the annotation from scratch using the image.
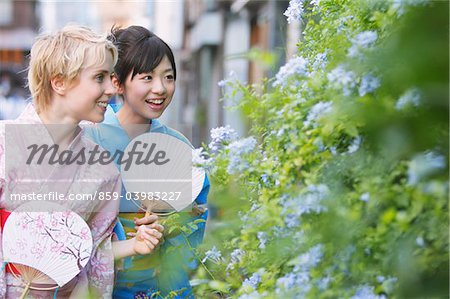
[140,165,206,217]
[121,133,206,217]
[2,202,93,298]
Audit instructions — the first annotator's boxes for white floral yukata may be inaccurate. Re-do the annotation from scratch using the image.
[0,104,120,298]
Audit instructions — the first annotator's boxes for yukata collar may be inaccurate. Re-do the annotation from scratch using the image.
[17,103,83,147]
[106,103,163,133]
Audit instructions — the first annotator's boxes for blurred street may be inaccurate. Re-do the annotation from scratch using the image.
[0,0,294,146]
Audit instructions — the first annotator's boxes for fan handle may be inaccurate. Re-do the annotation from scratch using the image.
[19,282,30,299]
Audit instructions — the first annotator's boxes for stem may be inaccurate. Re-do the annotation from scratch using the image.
[181,234,216,281]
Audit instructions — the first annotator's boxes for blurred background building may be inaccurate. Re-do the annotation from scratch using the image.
[0,0,38,119]
[181,0,293,145]
[0,0,298,146]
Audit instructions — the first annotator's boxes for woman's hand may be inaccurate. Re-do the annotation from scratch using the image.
[128,213,165,255]
[134,213,159,227]
[132,224,164,255]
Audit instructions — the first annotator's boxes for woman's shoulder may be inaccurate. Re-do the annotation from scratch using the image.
[82,122,130,152]
[151,119,193,148]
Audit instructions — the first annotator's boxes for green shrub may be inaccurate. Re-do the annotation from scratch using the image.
[193,1,449,298]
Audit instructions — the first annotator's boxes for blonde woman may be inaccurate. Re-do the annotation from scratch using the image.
[0,25,162,298]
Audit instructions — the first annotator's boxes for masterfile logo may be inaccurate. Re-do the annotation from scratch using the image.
[2,124,203,213]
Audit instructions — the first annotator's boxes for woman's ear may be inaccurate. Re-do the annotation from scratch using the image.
[50,76,67,95]
[111,74,124,94]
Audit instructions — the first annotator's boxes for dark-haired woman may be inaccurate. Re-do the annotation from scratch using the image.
[85,25,209,299]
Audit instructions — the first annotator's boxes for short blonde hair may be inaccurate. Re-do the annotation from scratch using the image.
[28,25,118,112]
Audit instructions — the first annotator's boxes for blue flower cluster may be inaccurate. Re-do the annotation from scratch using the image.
[351,285,387,299]
[304,101,333,128]
[348,31,378,58]
[396,87,421,110]
[192,147,212,169]
[327,65,357,96]
[208,125,239,152]
[226,137,258,174]
[284,0,305,24]
[273,55,309,88]
[202,246,223,264]
[275,245,324,297]
[407,151,446,185]
[242,272,262,289]
[358,74,380,97]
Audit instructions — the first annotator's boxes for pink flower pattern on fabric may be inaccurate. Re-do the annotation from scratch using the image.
[0,105,121,298]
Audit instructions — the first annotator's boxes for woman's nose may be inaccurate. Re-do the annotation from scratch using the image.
[151,78,166,94]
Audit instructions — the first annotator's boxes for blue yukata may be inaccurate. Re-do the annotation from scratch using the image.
[84,104,209,299]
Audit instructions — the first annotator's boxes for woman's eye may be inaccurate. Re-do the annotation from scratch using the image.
[166,75,174,80]
[143,76,152,81]
[95,74,104,82]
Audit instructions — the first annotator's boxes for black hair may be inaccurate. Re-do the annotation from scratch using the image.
[108,25,176,84]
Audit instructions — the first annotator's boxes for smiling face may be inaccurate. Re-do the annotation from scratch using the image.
[62,50,116,123]
[116,55,175,123]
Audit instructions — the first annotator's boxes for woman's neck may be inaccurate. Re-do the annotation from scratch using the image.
[116,103,151,139]
[38,105,80,150]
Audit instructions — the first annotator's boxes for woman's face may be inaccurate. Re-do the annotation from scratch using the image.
[118,55,175,122]
[62,50,115,123]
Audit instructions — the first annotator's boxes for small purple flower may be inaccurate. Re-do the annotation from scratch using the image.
[228,248,245,269]
[304,101,333,128]
[317,276,332,290]
[408,151,446,185]
[276,272,297,290]
[202,246,223,263]
[416,236,425,247]
[284,0,305,23]
[293,244,324,271]
[226,137,258,174]
[312,51,328,71]
[273,56,309,88]
[396,88,421,110]
[347,136,362,154]
[348,31,378,58]
[208,125,239,152]
[193,148,211,168]
[359,75,380,96]
[285,213,300,228]
[257,231,268,249]
[238,291,261,299]
[327,65,357,96]
[352,285,386,299]
[360,192,370,202]
[242,273,262,289]
[134,291,150,299]
[218,71,237,87]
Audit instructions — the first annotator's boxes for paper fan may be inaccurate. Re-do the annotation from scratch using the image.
[2,202,93,297]
[120,132,206,215]
[140,165,206,216]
